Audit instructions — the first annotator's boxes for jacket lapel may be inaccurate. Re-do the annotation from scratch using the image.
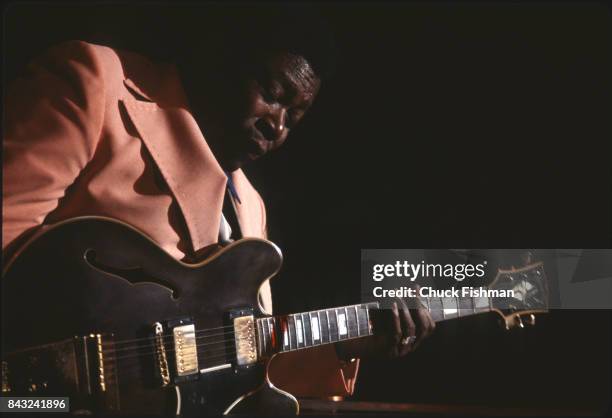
[121,96,227,253]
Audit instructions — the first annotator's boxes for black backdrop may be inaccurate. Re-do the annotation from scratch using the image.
[4,1,611,412]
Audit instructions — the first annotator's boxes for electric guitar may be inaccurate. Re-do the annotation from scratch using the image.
[1,217,548,415]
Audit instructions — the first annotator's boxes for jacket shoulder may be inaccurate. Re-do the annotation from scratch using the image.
[33,40,157,99]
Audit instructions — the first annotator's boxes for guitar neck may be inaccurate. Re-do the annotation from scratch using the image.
[256,295,495,356]
[256,303,378,355]
[424,293,494,322]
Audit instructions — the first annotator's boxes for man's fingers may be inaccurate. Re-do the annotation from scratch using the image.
[395,298,416,354]
[391,302,402,344]
[427,309,436,334]
[410,308,431,350]
[412,286,436,343]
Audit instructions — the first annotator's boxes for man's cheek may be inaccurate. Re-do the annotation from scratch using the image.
[250,97,270,116]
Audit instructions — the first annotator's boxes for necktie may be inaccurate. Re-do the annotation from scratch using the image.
[218,173,242,244]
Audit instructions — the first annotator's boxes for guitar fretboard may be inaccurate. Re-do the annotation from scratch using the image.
[256,303,378,356]
[424,294,493,322]
[256,295,496,357]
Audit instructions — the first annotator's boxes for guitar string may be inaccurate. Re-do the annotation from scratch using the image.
[90,303,479,359]
[100,304,510,380]
[99,309,372,353]
[102,330,232,354]
[101,320,369,360]
[103,324,235,347]
[99,307,480,367]
[103,328,373,380]
[99,298,484,350]
[103,337,238,363]
[102,324,367,363]
[103,325,377,380]
[107,331,237,355]
[98,300,489,358]
[103,339,369,377]
[101,304,371,347]
[90,303,515,382]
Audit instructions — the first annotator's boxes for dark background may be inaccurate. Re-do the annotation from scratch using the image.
[4,1,611,413]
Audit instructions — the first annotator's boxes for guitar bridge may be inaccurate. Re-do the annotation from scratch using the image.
[74,333,120,411]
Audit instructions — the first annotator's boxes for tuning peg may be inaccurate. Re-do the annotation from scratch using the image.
[514,315,525,328]
[526,314,536,326]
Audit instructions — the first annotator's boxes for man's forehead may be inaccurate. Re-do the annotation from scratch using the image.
[267,52,320,103]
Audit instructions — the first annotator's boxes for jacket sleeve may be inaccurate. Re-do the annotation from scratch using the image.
[268,345,360,398]
[2,41,105,253]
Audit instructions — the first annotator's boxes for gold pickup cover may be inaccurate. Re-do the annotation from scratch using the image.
[173,324,198,376]
[234,315,257,366]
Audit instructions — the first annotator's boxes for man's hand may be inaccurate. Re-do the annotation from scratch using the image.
[335,297,435,361]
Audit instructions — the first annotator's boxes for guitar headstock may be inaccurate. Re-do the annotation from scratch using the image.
[488,262,549,330]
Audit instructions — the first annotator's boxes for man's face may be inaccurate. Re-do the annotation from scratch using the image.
[198,52,321,171]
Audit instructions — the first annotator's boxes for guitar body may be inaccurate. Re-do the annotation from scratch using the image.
[2,217,298,415]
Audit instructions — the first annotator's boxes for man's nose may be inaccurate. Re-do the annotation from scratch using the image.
[257,107,287,142]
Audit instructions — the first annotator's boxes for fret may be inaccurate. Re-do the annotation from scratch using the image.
[302,313,312,347]
[354,306,360,336]
[258,319,265,356]
[425,296,431,312]
[321,310,331,343]
[458,297,474,317]
[266,318,273,351]
[474,293,490,313]
[441,298,446,319]
[329,309,339,342]
[428,297,443,322]
[364,304,371,335]
[368,302,379,332]
[356,305,369,336]
[344,307,350,338]
[442,297,458,319]
[268,317,275,350]
[345,305,356,339]
[472,296,476,313]
[289,315,299,349]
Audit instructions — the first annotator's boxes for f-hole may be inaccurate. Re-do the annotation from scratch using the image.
[83,249,180,299]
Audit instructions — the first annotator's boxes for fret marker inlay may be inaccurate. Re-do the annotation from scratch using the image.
[311,316,320,341]
[296,318,303,344]
[283,327,289,348]
[338,313,348,336]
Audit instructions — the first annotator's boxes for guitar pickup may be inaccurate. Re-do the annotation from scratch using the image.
[173,324,198,377]
[154,319,199,385]
[232,312,257,367]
